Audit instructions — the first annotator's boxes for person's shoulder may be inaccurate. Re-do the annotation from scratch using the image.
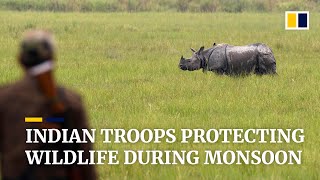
[0,78,35,98]
[59,87,85,111]
[0,84,15,111]
[0,84,13,100]
[0,84,8,91]
[0,83,11,92]
[0,85,5,103]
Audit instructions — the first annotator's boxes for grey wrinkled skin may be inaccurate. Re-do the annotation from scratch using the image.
[179,43,277,75]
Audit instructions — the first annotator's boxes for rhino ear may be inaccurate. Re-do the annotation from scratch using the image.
[198,46,204,54]
[190,48,196,53]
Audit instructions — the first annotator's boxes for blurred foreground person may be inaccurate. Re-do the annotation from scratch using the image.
[0,30,97,180]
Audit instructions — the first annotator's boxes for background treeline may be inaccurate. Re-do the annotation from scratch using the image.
[0,0,319,12]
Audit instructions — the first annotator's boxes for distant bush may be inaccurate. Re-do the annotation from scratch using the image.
[218,0,246,12]
[282,0,320,11]
[200,0,218,12]
[277,1,308,11]
[176,0,190,12]
[0,0,318,12]
[247,0,269,12]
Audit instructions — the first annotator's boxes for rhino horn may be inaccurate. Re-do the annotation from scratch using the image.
[190,48,196,53]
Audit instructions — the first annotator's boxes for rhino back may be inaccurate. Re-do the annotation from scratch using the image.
[226,45,258,74]
[207,45,228,72]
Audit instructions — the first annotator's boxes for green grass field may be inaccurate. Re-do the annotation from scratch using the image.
[0,11,319,179]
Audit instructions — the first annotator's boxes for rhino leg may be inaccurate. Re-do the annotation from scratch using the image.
[215,68,225,75]
[208,59,227,75]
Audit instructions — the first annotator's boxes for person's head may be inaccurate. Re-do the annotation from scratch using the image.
[18,30,56,72]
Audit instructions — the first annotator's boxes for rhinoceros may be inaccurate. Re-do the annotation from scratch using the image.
[179,43,277,75]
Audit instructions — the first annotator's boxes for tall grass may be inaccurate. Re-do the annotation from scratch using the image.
[0,11,319,179]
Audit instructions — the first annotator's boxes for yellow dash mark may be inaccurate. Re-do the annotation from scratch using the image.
[25,117,43,123]
[287,13,297,28]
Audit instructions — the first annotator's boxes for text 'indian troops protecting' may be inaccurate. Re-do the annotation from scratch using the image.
[25,128,304,165]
